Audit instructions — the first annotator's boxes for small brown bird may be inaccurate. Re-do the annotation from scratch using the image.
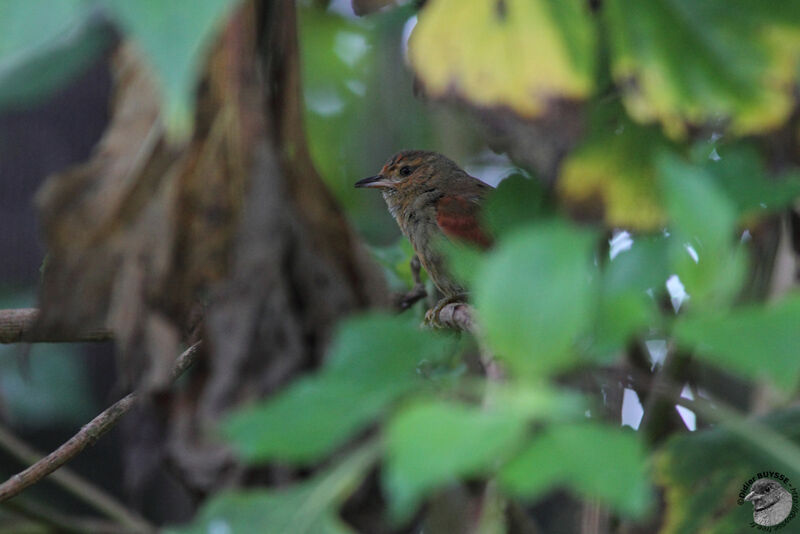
[355,150,492,320]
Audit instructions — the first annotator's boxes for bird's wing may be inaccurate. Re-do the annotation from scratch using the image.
[435,194,492,249]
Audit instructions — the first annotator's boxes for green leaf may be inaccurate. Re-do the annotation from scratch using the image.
[224,314,450,463]
[660,154,736,257]
[168,442,377,534]
[499,422,652,518]
[604,236,670,296]
[592,236,668,357]
[437,237,485,292]
[0,0,111,111]
[605,0,800,138]
[489,384,587,422]
[104,0,239,141]
[483,173,549,237]
[368,237,421,291]
[591,291,657,360]
[697,143,800,219]
[658,153,744,308]
[409,0,596,117]
[474,222,597,377]
[384,399,528,519]
[674,294,800,391]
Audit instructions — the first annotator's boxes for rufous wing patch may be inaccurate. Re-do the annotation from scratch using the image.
[435,195,492,249]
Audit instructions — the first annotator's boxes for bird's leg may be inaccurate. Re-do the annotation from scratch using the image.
[424,293,468,328]
[393,255,428,311]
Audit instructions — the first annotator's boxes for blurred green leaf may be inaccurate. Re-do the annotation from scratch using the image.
[104,0,239,141]
[489,384,587,422]
[660,154,736,259]
[604,236,670,296]
[368,237,421,291]
[384,399,527,519]
[656,408,800,534]
[695,143,800,219]
[659,153,745,308]
[592,236,668,357]
[474,222,597,377]
[605,0,800,138]
[0,0,111,111]
[224,314,450,463]
[437,237,485,292]
[500,422,652,518]
[168,442,377,534]
[674,294,800,391]
[591,291,657,360]
[0,290,95,427]
[483,174,548,237]
[0,345,96,427]
[410,0,596,117]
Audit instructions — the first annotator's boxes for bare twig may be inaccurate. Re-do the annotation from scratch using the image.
[435,302,477,333]
[0,342,202,514]
[0,309,113,344]
[3,497,141,534]
[0,425,152,532]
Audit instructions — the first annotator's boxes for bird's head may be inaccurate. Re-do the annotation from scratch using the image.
[745,478,789,511]
[355,150,458,197]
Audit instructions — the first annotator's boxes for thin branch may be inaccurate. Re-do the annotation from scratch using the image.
[0,309,113,344]
[0,342,202,519]
[435,302,477,333]
[2,497,140,534]
[0,425,151,532]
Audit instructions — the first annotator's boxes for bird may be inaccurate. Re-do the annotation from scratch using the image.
[355,150,492,323]
[744,478,794,527]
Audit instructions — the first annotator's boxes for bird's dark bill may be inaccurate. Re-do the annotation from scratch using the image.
[354,175,390,188]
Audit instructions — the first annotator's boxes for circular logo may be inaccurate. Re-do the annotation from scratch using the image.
[738,472,798,531]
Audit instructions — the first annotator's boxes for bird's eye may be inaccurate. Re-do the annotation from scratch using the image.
[765,487,772,493]
[399,166,412,177]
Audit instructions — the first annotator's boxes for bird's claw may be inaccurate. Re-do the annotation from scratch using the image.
[423,294,467,328]
[393,283,427,311]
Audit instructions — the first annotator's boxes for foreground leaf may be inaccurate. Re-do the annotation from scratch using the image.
[697,143,800,220]
[659,153,744,308]
[0,0,111,110]
[168,442,378,534]
[674,294,800,391]
[474,222,597,377]
[224,314,450,463]
[499,422,652,518]
[410,0,595,117]
[105,0,240,139]
[384,399,528,519]
[483,174,549,237]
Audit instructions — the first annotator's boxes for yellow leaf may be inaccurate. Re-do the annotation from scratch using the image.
[558,111,671,231]
[605,0,800,138]
[409,0,595,117]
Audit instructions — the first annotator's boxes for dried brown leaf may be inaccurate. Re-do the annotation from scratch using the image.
[35,39,249,389]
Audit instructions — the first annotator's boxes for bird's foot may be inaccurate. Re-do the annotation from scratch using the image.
[392,255,428,312]
[393,283,427,311]
[424,294,468,328]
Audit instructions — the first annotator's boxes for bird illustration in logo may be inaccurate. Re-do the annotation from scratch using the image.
[744,478,793,526]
